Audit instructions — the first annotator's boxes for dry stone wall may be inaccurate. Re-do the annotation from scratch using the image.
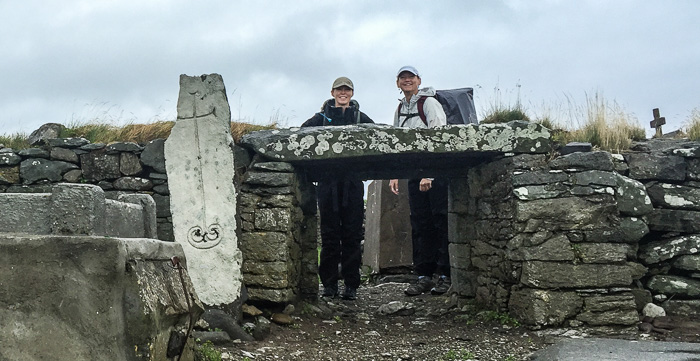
[4,124,700,326]
[238,160,318,302]
[448,140,700,334]
[0,138,174,241]
[451,151,650,333]
[630,140,700,318]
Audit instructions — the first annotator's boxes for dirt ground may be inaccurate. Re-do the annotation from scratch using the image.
[214,278,700,361]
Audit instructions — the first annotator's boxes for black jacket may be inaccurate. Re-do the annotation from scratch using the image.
[301,99,374,127]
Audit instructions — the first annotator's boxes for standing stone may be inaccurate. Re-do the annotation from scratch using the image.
[363,180,413,272]
[165,73,242,307]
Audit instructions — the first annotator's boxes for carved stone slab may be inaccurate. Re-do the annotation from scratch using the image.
[165,73,242,306]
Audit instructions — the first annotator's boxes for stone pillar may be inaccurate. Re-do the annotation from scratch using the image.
[238,162,317,302]
[363,179,413,273]
[164,73,243,307]
[448,177,477,296]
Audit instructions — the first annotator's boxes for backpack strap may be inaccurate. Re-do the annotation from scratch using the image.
[416,96,428,126]
[397,97,429,127]
[351,99,361,124]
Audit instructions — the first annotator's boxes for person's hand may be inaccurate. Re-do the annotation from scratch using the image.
[419,178,432,192]
[389,179,399,195]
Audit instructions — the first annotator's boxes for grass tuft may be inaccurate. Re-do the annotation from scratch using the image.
[686,107,700,141]
[556,92,646,153]
[1,120,277,150]
[480,83,531,124]
[0,132,30,150]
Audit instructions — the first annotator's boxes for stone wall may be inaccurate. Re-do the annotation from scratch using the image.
[0,136,316,304]
[447,141,700,333]
[631,140,700,318]
[4,123,700,324]
[0,138,174,240]
[238,160,318,302]
[452,151,650,333]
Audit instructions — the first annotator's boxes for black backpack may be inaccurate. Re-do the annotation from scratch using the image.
[397,87,478,126]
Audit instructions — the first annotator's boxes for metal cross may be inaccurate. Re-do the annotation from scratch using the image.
[650,108,666,138]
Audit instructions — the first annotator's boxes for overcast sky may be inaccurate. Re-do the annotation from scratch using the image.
[2,0,698,138]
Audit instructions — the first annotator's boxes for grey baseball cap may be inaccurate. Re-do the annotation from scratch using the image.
[332,76,354,90]
[397,65,420,77]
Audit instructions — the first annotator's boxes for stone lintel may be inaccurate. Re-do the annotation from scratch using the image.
[240,121,551,181]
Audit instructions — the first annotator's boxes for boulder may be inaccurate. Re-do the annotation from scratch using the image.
[27,123,64,145]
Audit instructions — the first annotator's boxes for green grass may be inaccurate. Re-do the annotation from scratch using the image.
[478,310,520,328]
[194,340,222,361]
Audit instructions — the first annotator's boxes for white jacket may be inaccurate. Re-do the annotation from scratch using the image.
[393,87,447,129]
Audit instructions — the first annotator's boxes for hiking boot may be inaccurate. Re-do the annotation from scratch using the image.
[342,286,357,301]
[404,276,434,296]
[430,275,451,295]
[321,284,338,298]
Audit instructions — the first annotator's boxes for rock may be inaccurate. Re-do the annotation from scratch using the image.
[377,301,415,316]
[509,288,582,326]
[614,173,653,216]
[638,234,700,264]
[283,304,295,315]
[80,149,120,181]
[270,313,293,325]
[27,123,64,145]
[20,158,78,184]
[106,142,142,153]
[46,137,90,148]
[626,153,686,181]
[141,139,166,173]
[642,303,666,318]
[119,152,143,176]
[646,182,700,211]
[520,261,632,288]
[549,151,614,171]
[560,142,593,155]
[50,147,79,163]
[674,255,700,271]
[18,148,50,158]
[664,300,700,318]
[647,275,700,297]
[0,152,22,166]
[191,330,232,345]
[63,169,83,183]
[254,316,271,340]
[113,177,153,191]
[241,304,263,317]
[252,162,295,172]
[201,309,253,342]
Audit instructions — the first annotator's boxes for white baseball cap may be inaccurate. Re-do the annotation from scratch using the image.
[396,65,420,77]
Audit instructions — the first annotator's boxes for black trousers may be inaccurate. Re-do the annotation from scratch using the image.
[317,180,364,289]
[407,178,450,277]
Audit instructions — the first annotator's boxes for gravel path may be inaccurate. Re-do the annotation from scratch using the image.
[217,281,548,361]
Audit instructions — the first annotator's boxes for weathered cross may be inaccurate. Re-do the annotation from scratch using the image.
[650,108,666,138]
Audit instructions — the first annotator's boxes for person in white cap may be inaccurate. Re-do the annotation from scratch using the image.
[302,76,374,301]
[389,66,451,296]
